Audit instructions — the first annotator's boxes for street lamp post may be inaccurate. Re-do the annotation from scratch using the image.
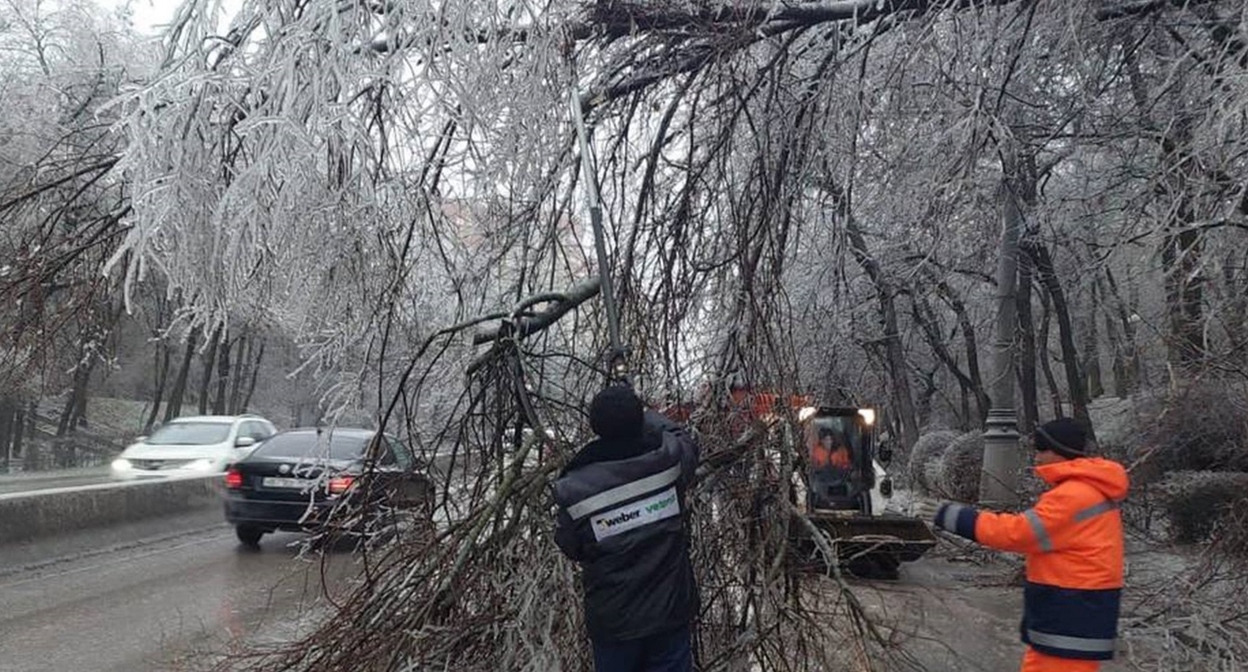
[979,170,1026,509]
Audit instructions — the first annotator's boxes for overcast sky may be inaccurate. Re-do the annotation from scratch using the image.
[99,0,242,36]
[97,0,177,34]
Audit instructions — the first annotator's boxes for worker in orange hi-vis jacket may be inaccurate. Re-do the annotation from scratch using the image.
[917,418,1129,672]
[810,431,852,470]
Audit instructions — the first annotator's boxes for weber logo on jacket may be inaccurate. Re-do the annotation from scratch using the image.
[591,487,680,541]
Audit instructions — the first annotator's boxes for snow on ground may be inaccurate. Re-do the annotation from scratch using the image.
[851,532,1210,671]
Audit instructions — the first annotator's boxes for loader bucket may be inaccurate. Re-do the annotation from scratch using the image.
[791,512,938,579]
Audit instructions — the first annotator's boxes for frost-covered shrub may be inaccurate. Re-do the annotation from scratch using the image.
[936,431,984,503]
[1213,502,1248,558]
[1129,385,1248,482]
[907,430,960,494]
[1154,471,1248,544]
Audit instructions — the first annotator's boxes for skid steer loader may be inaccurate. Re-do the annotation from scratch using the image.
[783,406,936,579]
[718,390,936,579]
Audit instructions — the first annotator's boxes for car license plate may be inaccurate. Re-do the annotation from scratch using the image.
[262,476,312,490]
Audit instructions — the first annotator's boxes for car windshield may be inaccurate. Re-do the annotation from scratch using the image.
[251,432,372,461]
[146,422,233,446]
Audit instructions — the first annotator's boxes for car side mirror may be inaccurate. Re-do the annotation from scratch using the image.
[235,436,257,448]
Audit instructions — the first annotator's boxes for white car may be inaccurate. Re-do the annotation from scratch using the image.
[111,415,278,479]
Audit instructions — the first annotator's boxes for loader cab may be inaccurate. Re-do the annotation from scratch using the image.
[803,407,877,514]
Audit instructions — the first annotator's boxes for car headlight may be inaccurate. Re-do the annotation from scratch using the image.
[112,458,132,471]
[186,458,216,471]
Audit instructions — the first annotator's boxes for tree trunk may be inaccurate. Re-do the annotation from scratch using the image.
[240,338,265,413]
[56,372,77,437]
[0,396,14,473]
[23,400,40,471]
[21,401,34,448]
[1163,225,1205,372]
[1083,281,1105,400]
[164,326,201,422]
[1101,280,1130,399]
[228,335,249,415]
[1159,118,1206,374]
[57,300,126,439]
[11,402,25,462]
[144,341,171,433]
[936,280,989,426]
[213,333,233,415]
[915,365,938,428]
[910,293,978,426]
[1027,242,1095,444]
[22,404,39,467]
[846,220,920,451]
[1038,290,1064,419]
[57,355,94,438]
[1016,250,1039,437]
[73,379,89,430]
[1220,251,1248,359]
[1103,268,1142,394]
[198,324,223,415]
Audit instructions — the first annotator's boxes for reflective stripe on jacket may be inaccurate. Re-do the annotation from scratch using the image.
[553,411,701,642]
[935,457,1129,661]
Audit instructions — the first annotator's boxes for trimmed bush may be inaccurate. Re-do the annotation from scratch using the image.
[936,431,985,503]
[907,430,961,494]
[1154,471,1248,544]
[1128,384,1248,482]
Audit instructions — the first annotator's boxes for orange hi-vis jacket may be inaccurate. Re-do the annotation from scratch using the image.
[811,444,852,470]
[934,458,1129,661]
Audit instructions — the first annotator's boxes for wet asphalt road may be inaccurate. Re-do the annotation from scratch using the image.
[0,452,473,672]
[0,518,358,672]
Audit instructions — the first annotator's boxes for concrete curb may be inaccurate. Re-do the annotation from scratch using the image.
[0,466,111,485]
[0,475,222,545]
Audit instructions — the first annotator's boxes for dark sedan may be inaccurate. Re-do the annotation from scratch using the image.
[222,427,434,547]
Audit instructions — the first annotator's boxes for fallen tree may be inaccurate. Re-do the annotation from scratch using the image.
[218,286,921,672]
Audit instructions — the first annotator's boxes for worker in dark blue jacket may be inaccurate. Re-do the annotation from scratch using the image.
[553,384,701,672]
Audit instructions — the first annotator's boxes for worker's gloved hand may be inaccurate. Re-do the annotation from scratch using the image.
[911,498,943,525]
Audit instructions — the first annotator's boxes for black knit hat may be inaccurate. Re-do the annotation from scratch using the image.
[1034,418,1088,459]
[589,385,644,440]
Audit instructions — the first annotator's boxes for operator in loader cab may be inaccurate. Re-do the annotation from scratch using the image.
[919,418,1129,672]
[553,384,701,672]
[810,426,852,470]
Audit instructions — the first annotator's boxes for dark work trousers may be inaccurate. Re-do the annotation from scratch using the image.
[591,625,693,672]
